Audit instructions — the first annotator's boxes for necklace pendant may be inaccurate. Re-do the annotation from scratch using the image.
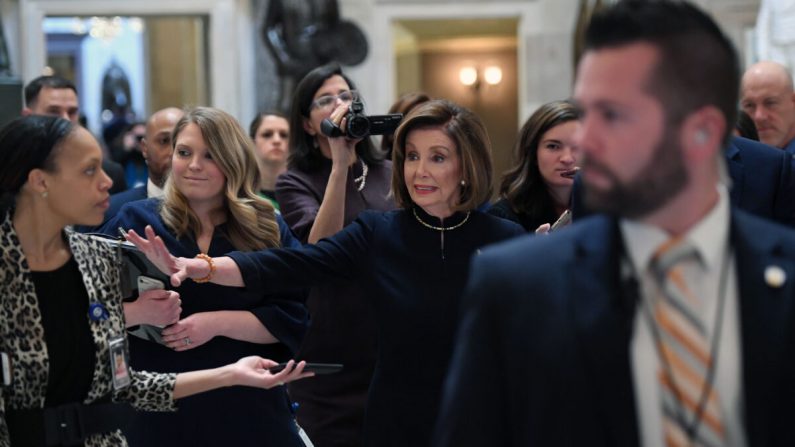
[412,208,471,232]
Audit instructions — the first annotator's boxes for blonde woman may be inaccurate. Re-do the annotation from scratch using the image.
[100,107,309,446]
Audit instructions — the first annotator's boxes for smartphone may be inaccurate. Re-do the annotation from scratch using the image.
[137,275,165,292]
[549,209,572,232]
[130,275,168,342]
[269,362,343,375]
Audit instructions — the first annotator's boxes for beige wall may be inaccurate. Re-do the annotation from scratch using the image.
[421,48,518,189]
[146,17,208,112]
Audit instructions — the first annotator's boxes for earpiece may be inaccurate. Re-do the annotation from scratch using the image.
[694,129,709,144]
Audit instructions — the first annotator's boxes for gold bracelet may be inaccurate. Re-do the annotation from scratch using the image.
[193,253,215,283]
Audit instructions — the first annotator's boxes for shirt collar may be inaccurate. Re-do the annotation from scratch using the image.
[620,184,730,274]
[147,178,165,199]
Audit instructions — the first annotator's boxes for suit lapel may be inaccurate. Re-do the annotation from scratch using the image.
[725,143,744,207]
[570,218,640,445]
[732,211,795,446]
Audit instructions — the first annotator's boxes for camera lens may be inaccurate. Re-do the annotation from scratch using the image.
[347,115,370,139]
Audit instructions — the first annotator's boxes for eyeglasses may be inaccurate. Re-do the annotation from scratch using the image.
[310,90,357,111]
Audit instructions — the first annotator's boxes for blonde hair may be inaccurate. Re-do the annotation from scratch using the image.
[161,107,281,250]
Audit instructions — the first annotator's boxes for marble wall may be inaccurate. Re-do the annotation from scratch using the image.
[3,0,763,127]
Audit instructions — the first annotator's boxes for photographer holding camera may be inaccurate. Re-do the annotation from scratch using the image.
[275,63,396,447]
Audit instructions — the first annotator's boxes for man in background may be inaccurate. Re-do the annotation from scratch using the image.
[22,75,127,194]
[102,107,183,222]
[741,60,795,155]
[435,1,795,445]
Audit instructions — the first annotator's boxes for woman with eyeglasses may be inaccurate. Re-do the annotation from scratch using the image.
[275,63,395,446]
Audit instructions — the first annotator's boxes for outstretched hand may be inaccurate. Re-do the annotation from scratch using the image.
[232,358,314,389]
[125,225,200,287]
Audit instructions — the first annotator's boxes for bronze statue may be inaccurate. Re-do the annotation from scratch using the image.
[262,0,368,111]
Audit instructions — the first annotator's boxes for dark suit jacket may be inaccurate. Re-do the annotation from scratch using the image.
[104,158,128,195]
[74,185,146,234]
[571,136,795,227]
[727,136,795,226]
[434,210,795,446]
[105,185,146,222]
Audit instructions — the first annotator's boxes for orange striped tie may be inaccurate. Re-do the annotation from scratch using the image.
[650,238,725,447]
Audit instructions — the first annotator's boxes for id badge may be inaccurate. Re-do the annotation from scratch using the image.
[108,335,131,390]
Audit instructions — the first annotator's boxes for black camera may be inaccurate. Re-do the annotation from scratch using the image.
[321,97,403,139]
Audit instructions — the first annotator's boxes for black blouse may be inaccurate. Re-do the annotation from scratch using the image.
[31,257,96,406]
[487,198,560,233]
[230,208,524,446]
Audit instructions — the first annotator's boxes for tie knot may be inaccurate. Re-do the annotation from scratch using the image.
[650,237,698,278]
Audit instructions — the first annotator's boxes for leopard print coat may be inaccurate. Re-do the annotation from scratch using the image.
[0,211,177,446]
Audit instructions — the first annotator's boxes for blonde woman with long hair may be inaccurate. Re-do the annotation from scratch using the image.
[100,107,310,446]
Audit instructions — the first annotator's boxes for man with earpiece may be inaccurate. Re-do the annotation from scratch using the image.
[435,1,795,446]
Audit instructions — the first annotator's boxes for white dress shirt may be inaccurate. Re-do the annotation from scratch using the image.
[147,178,165,199]
[622,185,746,447]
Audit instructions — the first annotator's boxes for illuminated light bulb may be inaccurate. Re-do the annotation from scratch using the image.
[484,66,502,85]
[459,67,478,86]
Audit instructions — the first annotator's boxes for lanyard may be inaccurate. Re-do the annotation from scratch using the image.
[637,247,731,443]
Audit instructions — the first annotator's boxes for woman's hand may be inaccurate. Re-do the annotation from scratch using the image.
[229,358,314,389]
[327,103,359,168]
[173,358,315,399]
[162,312,216,351]
[535,223,551,235]
[125,225,207,287]
[124,289,181,328]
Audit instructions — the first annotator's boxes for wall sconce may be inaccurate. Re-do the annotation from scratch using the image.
[459,65,502,92]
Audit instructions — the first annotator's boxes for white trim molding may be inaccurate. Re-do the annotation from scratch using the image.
[19,0,254,120]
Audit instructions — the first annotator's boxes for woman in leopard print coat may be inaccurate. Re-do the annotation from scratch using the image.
[0,116,312,446]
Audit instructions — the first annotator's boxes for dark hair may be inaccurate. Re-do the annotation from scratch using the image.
[381,92,432,156]
[0,115,75,197]
[24,75,78,107]
[288,63,383,172]
[499,100,579,217]
[249,110,288,140]
[392,99,493,211]
[585,0,739,144]
[735,109,759,141]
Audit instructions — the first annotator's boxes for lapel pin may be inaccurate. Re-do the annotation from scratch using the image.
[765,265,786,288]
[89,302,109,321]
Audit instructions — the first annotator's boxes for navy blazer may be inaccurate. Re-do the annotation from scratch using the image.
[727,136,795,227]
[434,210,795,446]
[105,185,146,222]
[74,185,147,234]
[571,137,795,227]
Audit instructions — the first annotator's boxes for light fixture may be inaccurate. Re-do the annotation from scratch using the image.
[459,65,503,92]
[88,16,124,41]
[483,66,503,85]
[459,67,478,87]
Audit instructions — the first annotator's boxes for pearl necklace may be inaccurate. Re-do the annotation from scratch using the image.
[353,160,368,192]
[412,208,470,231]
